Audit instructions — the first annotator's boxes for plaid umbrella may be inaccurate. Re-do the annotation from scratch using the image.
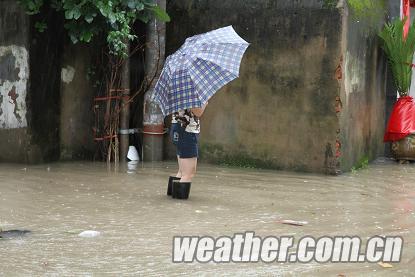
[153,26,250,116]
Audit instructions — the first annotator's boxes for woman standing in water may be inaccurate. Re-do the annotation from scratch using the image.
[167,103,208,199]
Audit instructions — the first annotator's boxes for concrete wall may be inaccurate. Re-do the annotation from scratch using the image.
[0,0,389,172]
[60,44,95,160]
[28,7,64,163]
[0,1,31,162]
[0,1,63,163]
[0,2,141,163]
[165,0,387,173]
[337,2,387,171]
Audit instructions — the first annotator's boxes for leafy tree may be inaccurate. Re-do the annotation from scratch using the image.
[18,0,170,56]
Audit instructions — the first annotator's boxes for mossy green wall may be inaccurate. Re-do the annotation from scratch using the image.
[165,0,345,173]
[165,0,387,174]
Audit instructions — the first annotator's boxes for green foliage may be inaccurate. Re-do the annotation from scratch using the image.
[348,0,386,29]
[199,143,282,170]
[34,21,47,32]
[150,5,170,22]
[347,0,384,18]
[323,0,385,12]
[18,0,170,56]
[379,18,415,96]
[351,156,369,173]
[322,0,337,9]
[323,0,386,31]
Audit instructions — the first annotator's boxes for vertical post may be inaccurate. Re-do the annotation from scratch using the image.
[143,0,166,161]
[119,44,130,163]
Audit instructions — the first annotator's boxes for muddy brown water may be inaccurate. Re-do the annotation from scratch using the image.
[0,160,414,276]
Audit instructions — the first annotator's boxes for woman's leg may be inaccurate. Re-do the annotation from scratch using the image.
[171,122,182,178]
[179,157,197,182]
[176,155,182,178]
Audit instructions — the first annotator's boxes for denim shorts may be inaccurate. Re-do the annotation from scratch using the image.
[177,126,199,158]
[170,123,180,145]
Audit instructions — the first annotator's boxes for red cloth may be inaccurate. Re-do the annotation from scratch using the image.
[384,96,415,142]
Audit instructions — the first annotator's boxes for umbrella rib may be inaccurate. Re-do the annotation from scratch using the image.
[153,25,250,116]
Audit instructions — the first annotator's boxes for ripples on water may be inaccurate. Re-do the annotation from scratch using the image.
[0,160,414,276]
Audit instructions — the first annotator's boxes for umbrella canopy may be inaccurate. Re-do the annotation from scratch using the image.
[153,26,249,116]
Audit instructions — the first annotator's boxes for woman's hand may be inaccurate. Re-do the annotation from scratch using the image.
[191,102,208,117]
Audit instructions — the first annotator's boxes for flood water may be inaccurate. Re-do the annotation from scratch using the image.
[0,160,414,276]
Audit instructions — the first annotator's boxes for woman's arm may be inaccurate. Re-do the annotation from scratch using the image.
[191,102,208,117]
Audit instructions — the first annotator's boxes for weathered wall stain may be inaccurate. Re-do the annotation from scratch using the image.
[0,51,20,84]
[324,142,335,174]
[335,138,342,158]
[61,65,75,84]
[7,86,22,123]
[0,45,28,129]
[0,2,27,45]
[334,55,343,166]
[0,94,3,118]
[335,96,343,113]
[335,56,343,80]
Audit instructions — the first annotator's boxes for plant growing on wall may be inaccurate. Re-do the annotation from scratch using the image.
[18,0,170,56]
[18,0,170,163]
[347,0,385,20]
[324,0,386,30]
[378,17,415,96]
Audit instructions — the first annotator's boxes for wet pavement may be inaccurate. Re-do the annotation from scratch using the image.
[0,160,414,276]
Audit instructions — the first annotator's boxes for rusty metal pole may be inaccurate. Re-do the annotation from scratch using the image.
[119,44,130,163]
[143,0,166,161]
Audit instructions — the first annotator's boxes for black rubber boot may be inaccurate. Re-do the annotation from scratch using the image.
[167,176,181,196]
[172,181,191,200]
